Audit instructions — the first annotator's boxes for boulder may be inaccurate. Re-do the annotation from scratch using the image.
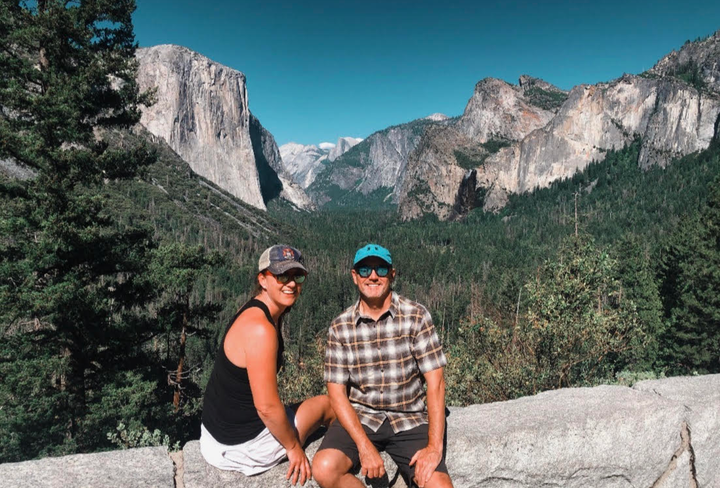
[634,374,720,487]
[0,446,173,487]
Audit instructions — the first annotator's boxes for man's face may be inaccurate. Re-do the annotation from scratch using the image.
[351,257,395,302]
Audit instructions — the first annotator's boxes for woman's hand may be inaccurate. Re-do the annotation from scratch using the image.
[285,443,311,486]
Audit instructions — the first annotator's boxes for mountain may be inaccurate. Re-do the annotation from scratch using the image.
[398,31,720,220]
[306,114,453,207]
[329,137,363,162]
[136,45,313,212]
[279,136,362,189]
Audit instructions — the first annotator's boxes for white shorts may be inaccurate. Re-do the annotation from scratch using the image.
[200,406,297,476]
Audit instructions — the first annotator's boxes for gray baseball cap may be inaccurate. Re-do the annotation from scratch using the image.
[258,245,307,275]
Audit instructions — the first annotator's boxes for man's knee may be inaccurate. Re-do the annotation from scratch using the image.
[312,449,350,486]
[421,470,453,488]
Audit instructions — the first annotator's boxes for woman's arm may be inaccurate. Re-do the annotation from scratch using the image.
[238,318,310,485]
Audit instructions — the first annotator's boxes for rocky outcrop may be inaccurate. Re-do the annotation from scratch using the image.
[397,125,474,220]
[328,136,362,162]
[477,75,720,208]
[0,446,173,487]
[279,136,361,190]
[3,374,718,487]
[456,78,556,142]
[249,115,315,210]
[398,77,558,219]
[136,45,312,211]
[308,116,451,205]
[399,33,720,219]
[279,142,329,188]
[649,29,720,93]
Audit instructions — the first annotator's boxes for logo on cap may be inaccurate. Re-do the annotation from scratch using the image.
[283,248,294,260]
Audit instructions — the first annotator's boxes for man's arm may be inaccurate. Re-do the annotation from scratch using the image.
[409,367,446,487]
[326,382,386,479]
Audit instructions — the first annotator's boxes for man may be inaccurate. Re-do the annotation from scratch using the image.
[313,244,453,488]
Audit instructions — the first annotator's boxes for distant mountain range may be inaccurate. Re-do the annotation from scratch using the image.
[126,31,720,220]
[278,136,362,189]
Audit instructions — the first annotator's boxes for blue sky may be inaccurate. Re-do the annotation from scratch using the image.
[134,0,720,146]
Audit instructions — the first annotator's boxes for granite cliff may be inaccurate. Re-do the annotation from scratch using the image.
[3,374,718,487]
[279,136,362,189]
[136,45,313,211]
[398,30,720,220]
[307,115,453,207]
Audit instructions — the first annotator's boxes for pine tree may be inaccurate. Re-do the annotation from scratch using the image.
[148,243,223,415]
[660,176,720,374]
[0,0,160,460]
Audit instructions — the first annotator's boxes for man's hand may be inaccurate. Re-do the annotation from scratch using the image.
[285,444,311,486]
[409,446,442,487]
[358,441,386,479]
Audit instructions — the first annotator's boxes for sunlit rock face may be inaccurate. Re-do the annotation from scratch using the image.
[279,135,362,191]
[399,32,720,220]
[480,75,720,206]
[136,45,313,211]
[649,30,720,93]
[307,116,451,206]
[456,77,556,142]
[399,77,562,220]
[328,137,362,162]
[137,45,265,209]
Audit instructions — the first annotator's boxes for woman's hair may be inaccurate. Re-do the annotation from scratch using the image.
[252,272,264,297]
[251,271,292,325]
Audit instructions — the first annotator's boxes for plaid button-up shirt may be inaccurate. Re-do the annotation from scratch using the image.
[324,292,447,433]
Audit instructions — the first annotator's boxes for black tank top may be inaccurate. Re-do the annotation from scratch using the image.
[201,298,284,445]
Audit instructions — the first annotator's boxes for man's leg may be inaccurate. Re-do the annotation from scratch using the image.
[313,419,392,488]
[385,423,453,488]
[312,448,363,488]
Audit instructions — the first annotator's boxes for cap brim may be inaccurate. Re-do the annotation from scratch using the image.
[267,261,307,275]
[354,255,392,267]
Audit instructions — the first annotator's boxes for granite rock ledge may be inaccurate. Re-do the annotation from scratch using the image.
[1,374,718,488]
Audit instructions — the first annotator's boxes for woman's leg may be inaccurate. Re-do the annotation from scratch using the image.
[291,395,336,444]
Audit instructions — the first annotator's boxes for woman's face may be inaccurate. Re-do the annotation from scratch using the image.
[258,270,305,308]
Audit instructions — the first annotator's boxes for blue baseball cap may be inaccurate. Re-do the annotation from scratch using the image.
[353,244,392,267]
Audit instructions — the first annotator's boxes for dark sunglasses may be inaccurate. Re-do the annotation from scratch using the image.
[355,265,391,278]
[271,272,306,284]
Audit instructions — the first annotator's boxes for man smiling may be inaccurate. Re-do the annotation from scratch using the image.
[313,244,453,488]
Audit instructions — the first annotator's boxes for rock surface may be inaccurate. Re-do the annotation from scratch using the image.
[136,45,312,211]
[0,446,173,487]
[328,136,363,162]
[456,77,556,143]
[649,29,720,93]
[4,375,718,487]
[398,33,720,219]
[308,116,451,205]
[634,375,720,488]
[279,136,361,189]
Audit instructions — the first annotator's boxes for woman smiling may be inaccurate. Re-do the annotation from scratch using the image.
[200,245,334,485]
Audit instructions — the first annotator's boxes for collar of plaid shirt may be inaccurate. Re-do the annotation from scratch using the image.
[351,291,398,324]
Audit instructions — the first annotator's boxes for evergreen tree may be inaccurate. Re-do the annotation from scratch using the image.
[148,243,223,416]
[613,235,664,370]
[0,0,159,461]
[659,176,720,374]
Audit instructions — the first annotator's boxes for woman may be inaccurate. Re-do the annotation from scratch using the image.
[201,244,334,485]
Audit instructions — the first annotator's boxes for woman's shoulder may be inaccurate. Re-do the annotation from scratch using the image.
[227,307,277,343]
